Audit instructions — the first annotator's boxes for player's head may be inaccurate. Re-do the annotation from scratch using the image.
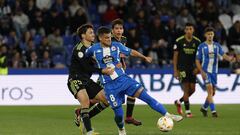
[204,26,215,42]
[111,18,124,39]
[97,26,112,46]
[77,24,95,42]
[184,23,194,37]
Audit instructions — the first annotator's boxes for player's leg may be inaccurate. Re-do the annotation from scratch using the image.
[184,82,196,117]
[125,96,142,126]
[76,90,94,134]
[200,83,213,117]
[133,88,183,122]
[175,82,190,115]
[88,89,109,119]
[210,87,218,117]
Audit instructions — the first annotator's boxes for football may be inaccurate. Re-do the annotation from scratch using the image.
[157,116,174,132]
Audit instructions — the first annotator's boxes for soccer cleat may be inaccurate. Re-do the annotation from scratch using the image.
[186,113,193,118]
[166,114,183,122]
[118,127,126,135]
[125,117,142,126]
[87,131,100,135]
[212,112,218,118]
[74,108,81,127]
[200,108,208,117]
[174,100,183,115]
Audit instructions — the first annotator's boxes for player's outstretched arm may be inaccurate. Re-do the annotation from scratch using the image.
[222,54,236,63]
[173,51,179,79]
[130,49,152,63]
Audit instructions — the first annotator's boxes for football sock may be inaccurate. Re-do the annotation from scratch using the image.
[203,100,209,110]
[89,102,107,119]
[138,89,167,115]
[80,108,92,132]
[209,103,216,112]
[113,106,124,129]
[184,101,190,112]
[179,97,184,103]
[126,97,136,118]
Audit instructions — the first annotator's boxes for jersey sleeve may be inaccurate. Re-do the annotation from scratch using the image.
[173,41,181,51]
[217,43,224,56]
[85,46,94,57]
[196,45,202,61]
[116,42,132,56]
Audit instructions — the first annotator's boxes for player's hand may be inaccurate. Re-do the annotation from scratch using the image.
[102,67,114,75]
[174,70,179,80]
[201,71,207,80]
[144,57,152,63]
[116,63,123,68]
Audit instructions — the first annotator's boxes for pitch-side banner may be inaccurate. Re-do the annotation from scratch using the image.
[0,74,240,105]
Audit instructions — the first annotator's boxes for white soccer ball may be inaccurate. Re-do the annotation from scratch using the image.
[157,116,174,132]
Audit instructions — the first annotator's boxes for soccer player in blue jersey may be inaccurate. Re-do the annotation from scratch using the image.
[111,18,142,126]
[86,26,183,135]
[196,27,235,117]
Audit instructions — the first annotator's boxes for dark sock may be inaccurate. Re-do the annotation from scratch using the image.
[184,101,190,111]
[179,97,184,103]
[126,97,136,118]
[89,102,107,119]
[81,108,92,132]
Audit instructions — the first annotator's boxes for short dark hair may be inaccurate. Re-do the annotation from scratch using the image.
[204,26,215,33]
[185,22,194,28]
[97,26,111,36]
[111,18,124,29]
[77,24,93,39]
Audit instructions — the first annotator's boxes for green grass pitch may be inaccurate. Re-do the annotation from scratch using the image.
[0,105,240,135]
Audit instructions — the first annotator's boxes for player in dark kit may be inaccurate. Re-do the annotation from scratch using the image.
[111,18,142,126]
[67,24,114,135]
[173,23,201,118]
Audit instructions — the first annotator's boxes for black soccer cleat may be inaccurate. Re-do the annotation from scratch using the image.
[212,112,218,118]
[200,108,208,117]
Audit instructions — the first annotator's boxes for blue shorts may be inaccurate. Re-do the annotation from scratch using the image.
[103,75,142,109]
[204,73,217,87]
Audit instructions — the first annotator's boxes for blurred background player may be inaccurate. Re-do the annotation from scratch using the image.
[0,45,8,75]
[86,27,183,135]
[173,23,201,117]
[196,27,235,118]
[111,18,142,126]
[67,24,114,135]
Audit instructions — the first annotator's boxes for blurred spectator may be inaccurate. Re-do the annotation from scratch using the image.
[202,1,218,24]
[47,28,64,54]
[28,50,39,68]
[39,50,53,68]
[176,8,196,30]
[68,0,82,17]
[11,51,28,68]
[36,0,52,11]
[116,0,127,19]
[50,0,66,14]
[12,8,29,38]
[70,7,88,33]
[102,4,118,24]
[214,21,227,45]
[228,21,240,48]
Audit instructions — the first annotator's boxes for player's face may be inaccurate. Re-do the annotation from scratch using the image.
[112,24,124,39]
[184,26,194,37]
[83,28,95,42]
[99,33,112,46]
[205,31,214,42]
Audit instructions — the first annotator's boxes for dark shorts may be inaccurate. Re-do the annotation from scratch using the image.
[67,78,102,99]
[179,69,196,83]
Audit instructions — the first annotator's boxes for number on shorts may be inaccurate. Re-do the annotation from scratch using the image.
[109,94,115,102]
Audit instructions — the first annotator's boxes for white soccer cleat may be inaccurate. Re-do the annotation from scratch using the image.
[165,113,183,122]
[118,127,126,135]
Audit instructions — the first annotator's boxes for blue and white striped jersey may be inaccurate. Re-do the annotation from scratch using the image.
[196,42,224,73]
[85,41,132,84]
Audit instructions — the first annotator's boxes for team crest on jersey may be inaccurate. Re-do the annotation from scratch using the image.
[111,46,117,51]
[78,52,84,58]
[102,55,114,64]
